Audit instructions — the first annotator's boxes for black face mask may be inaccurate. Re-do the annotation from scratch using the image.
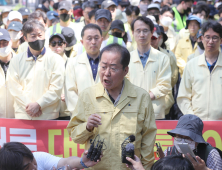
[23,18,28,24]
[28,39,45,51]
[60,14,70,22]
[198,41,204,50]
[112,32,123,38]
[154,15,159,23]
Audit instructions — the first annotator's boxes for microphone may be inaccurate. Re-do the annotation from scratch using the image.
[121,135,135,165]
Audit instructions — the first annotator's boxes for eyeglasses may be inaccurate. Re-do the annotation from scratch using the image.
[174,137,193,144]
[135,29,150,35]
[151,36,158,40]
[100,66,120,73]
[203,36,220,42]
[50,41,64,47]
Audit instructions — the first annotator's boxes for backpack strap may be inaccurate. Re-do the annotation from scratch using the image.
[167,147,173,156]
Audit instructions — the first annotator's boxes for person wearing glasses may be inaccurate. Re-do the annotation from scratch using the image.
[127,16,171,120]
[177,21,222,120]
[175,15,201,76]
[49,33,70,120]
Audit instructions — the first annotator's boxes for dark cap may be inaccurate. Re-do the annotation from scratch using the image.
[95,9,112,22]
[47,11,59,20]
[58,1,72,11]
[49,33,67,43]
[159,25,168,43]
[110,20,124,32]
[196,29,202,39]
[61,27,77,47]
[101,0,116,9]
[7,21,23,31]
[36,4,44,10]
[0,29,11,41]
[167,114,206,143]
[18,7,31,16]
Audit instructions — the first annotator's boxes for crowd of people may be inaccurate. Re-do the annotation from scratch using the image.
[0,0,222,169]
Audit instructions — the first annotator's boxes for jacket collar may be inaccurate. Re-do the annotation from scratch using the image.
[95,77,137,99]
[77,52,88,64]
[26,47,46,61]
[132,47,156,63]
[198,52,222,67]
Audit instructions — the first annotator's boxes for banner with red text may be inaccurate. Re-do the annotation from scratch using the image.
[0,119,221,158]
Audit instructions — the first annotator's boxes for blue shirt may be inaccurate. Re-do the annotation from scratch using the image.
[87,54,99,81]
[138,48,151,68]
[206,59,217,73]
[27,47,46,61]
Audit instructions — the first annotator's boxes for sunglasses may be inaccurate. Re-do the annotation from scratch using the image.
[151,36,158,40]
[50,40,64,47]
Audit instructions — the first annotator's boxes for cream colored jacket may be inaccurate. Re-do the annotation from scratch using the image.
[165,26,179,54]
[7,48,65,120]
[65,52,100,116]
[127,47,171,119]
[177,52,222,120]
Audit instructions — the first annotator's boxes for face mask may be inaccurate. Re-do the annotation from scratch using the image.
[198,41,204,50]
[0,45,11,57]
[158,38,163,47]
[139,4,148,16]
[112,32,122,38]
[3,17,7,25]
[160,16,173,27]
[22,18,28,24]
[8,31,22,42]
[154,15,159,23]
[174,138,196,153]
[65,46,73,51]
[60,14,70,22]
[28,39,45,51]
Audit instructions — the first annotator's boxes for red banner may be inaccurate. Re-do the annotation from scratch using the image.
[0,119,221,158]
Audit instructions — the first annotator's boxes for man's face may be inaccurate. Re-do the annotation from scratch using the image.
[23,157,37,170]
[202,28,222,53]
[182,1,193,10]
[25,27,45,42]
[196,10,207,20]
[49,37,66,56]
[126,11,137,25]
[81,28,103,56]
[99,51,128,91]
[59,9,72,16]
[147,8,160,22]
[151,34,162,49]
[90,16,96,24]
[160,11,174,20]
[133,20,153,46]
[96,18,111,33]
[107,5,116,20]
[188,20,200,36]
[0,40,10,48]
[83,7,93,22]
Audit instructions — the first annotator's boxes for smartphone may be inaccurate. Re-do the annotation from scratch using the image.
[178,143,198,162]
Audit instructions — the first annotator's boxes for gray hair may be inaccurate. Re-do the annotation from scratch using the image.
[22,19,45,38]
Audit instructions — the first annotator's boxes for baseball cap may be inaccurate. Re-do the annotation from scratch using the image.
[49,33,67,43]
[152,0,161,3]
[95,9,112,22]
[147,3,160,11]
[185,15,201,29]
[58,1,72,11]
[61,27,77,47]
[101,0,116,9]
[7,21,23,31]
[8,11,23,22]
[0,29,11,41]
[153,24,161,38]
[36,4,44,10]
[110,20,125,32]
[18,7,31,16]
[115,9,127,23]
[146,15,157,25]
[1,8,11,14]
[47,11,59,20]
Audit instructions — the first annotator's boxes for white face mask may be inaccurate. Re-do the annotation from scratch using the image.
[3,17,8,26]
[0,45,11,57]
[158,38,163,47]
[160,16,173,27]
[8,31,22,42]
[65,46,73,51]
[174,138,196,153]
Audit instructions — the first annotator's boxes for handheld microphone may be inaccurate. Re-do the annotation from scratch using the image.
[121,135,135,165]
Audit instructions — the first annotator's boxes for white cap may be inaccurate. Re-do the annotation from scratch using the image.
[152,0,161,3]
[7,11,23,22]
[147,3,160,10]
[146,15,157,25]
[130,0,140,6]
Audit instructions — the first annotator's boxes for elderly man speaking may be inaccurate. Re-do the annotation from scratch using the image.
[67,43,157,170]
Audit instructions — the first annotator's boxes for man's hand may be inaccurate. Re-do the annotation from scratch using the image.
[61,94,65,102]
[26,102,41,117]
[86,114,102,132]
[82,150,103,167]
[149,92,155,100]
[125,155,145,170]
[186,154,211,170]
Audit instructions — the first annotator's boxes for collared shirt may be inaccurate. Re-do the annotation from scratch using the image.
[105,80,125,106]
[87,54,99,81]
[0,59,10,77]
[206,59,217,73]
[27,47,46,61]
[138,48,151,68]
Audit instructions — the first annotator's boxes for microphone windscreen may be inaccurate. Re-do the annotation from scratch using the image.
[125,143,134,151]
[129,135,135,142]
